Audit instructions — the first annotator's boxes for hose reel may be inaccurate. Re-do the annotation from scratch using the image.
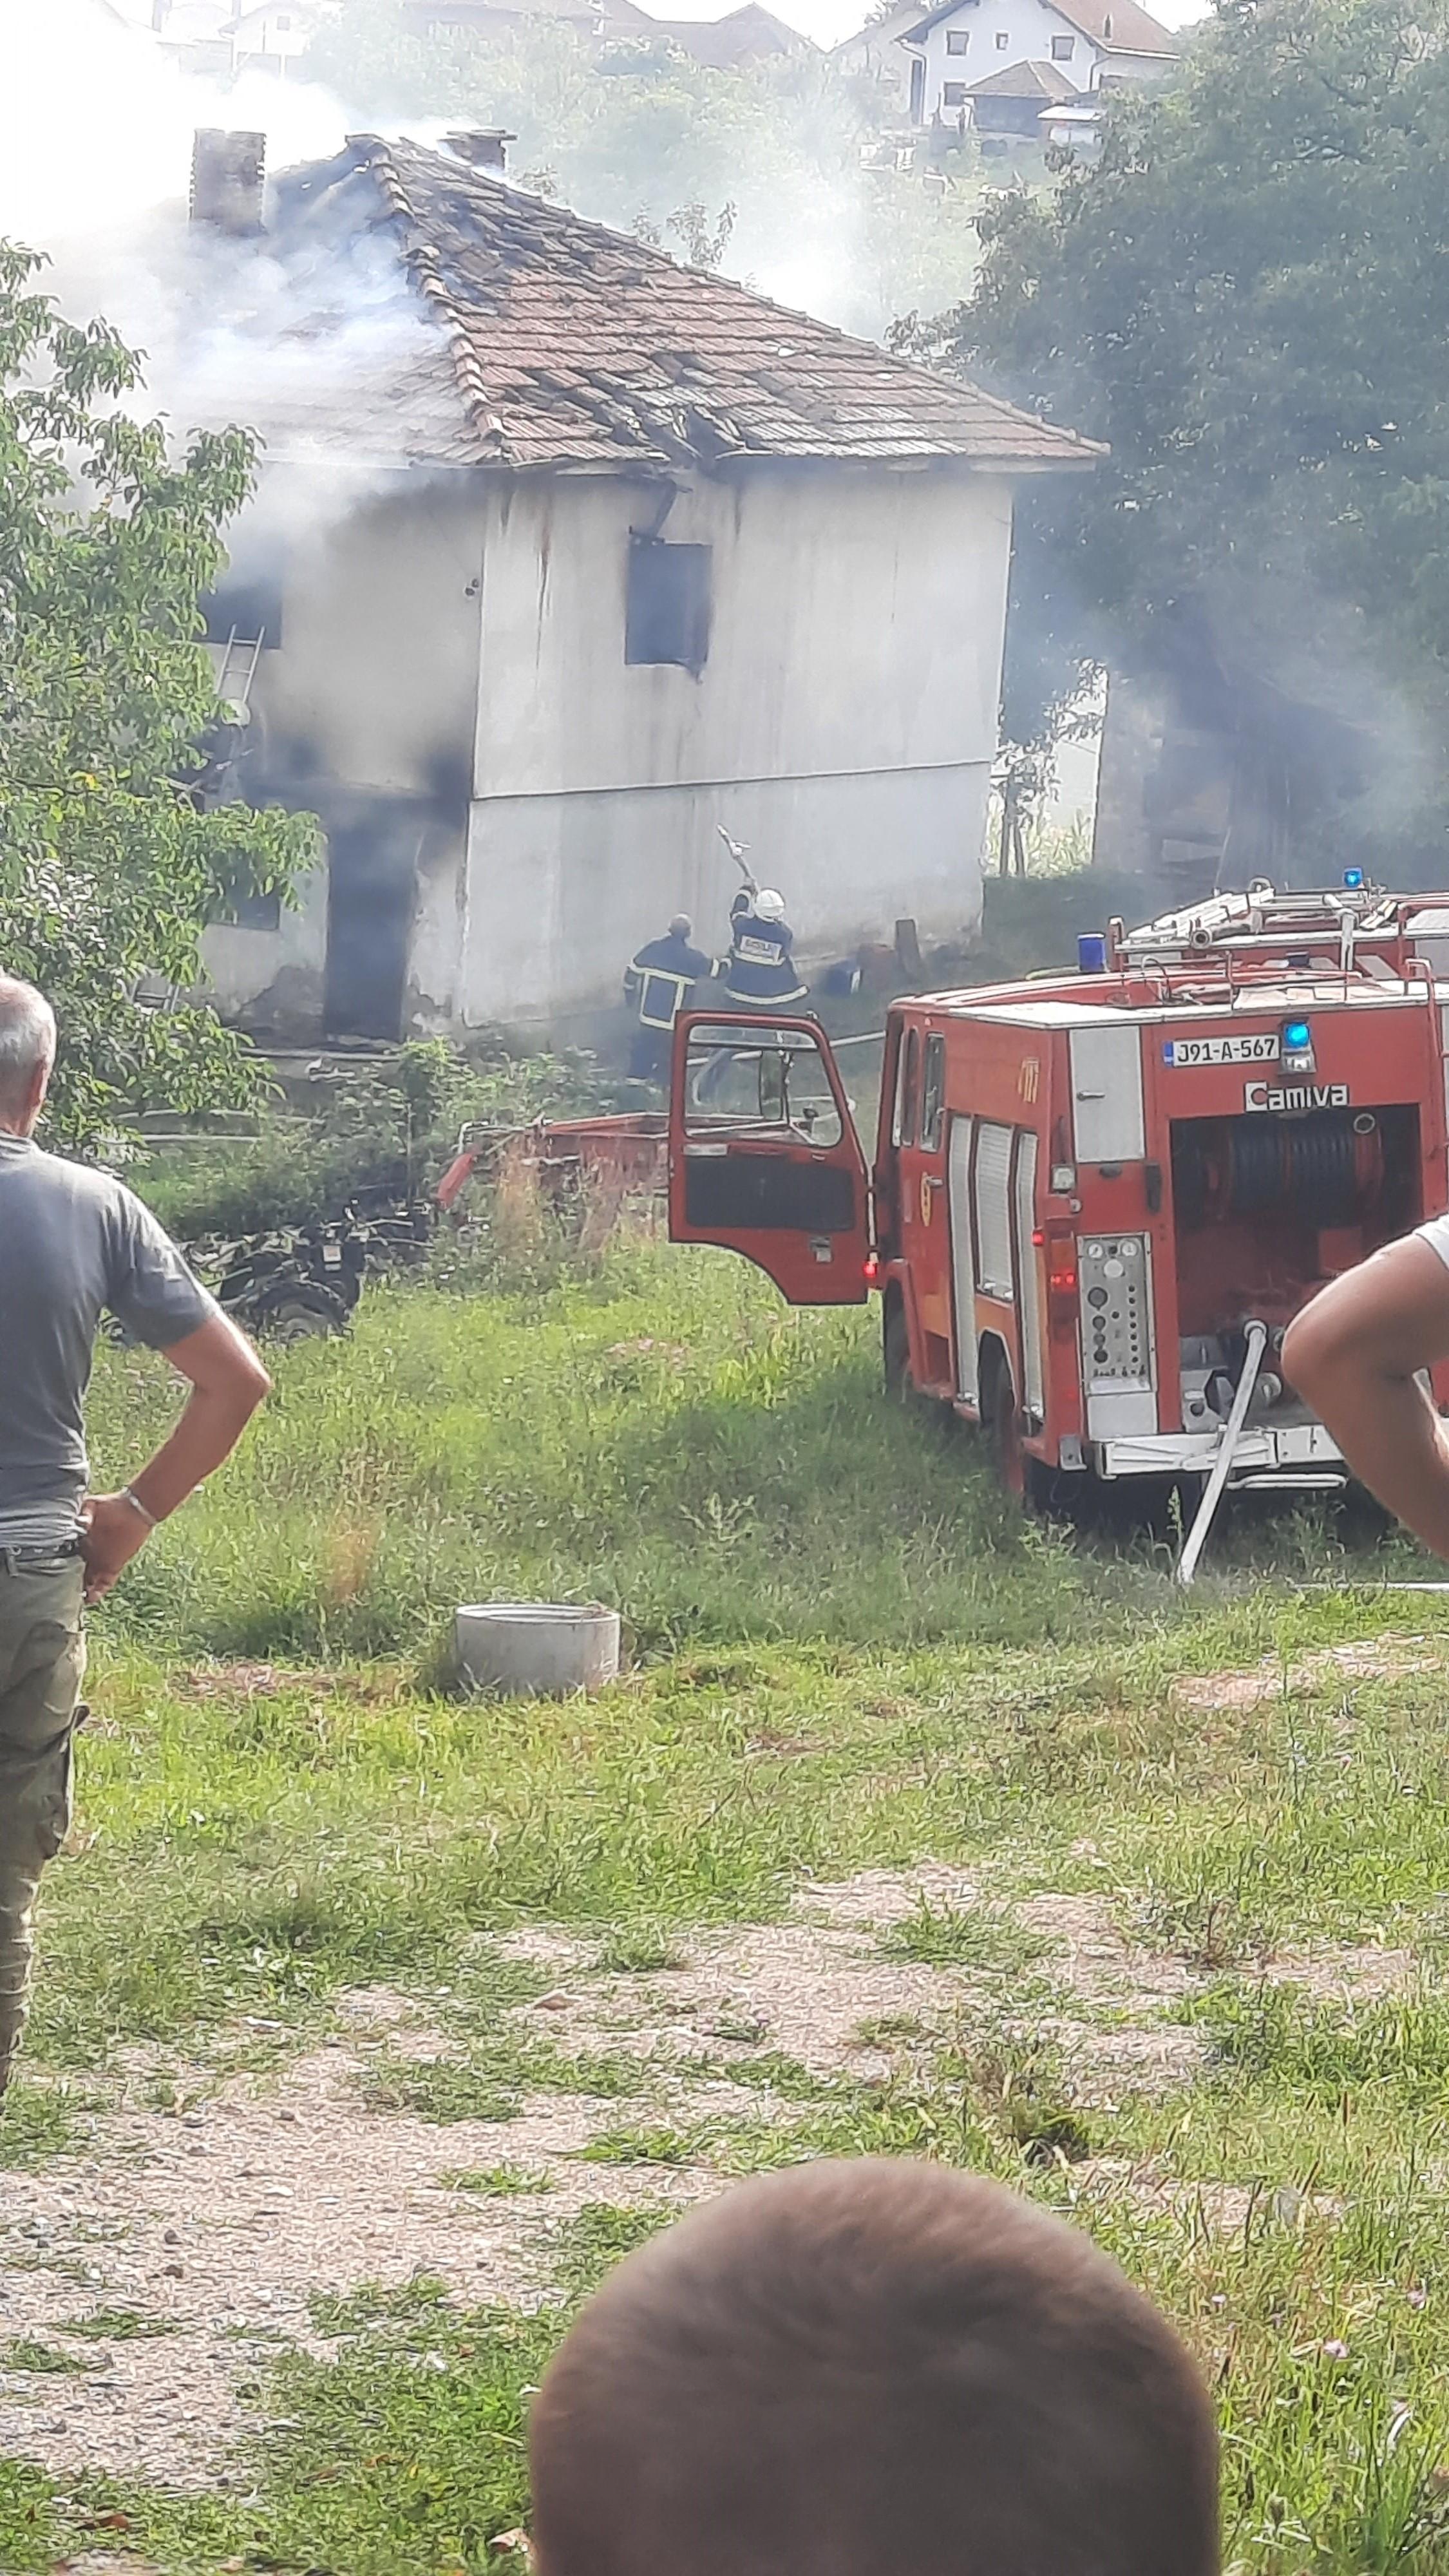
[1177,1111,1383,1229]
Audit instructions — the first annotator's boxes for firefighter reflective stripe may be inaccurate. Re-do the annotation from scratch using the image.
[947,1116,978,1406]
[1014,1130,1044,1417]
[721,911,806,1003]
[974,1123,1014,1301]
[637,968,693,1030]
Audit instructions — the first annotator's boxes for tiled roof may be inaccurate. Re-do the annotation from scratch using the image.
[281,135,1099,474]
[644,3,811,64]
[904,0,1173,49]
[1052,0,1176,52]
[966,56,1081,97]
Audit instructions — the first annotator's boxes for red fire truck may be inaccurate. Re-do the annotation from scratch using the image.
[668,880,1449,1570]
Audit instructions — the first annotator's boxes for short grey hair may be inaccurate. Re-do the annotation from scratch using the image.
[0,976,57,1099]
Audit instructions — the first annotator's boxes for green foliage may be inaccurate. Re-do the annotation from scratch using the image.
[970,863,1146,979]
[0,245,316,1146]
[941,0,1449,844]
[306,1,987,341]
[133,1039,632,1240]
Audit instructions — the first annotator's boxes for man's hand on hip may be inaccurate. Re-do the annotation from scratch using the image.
[80,1494,151,1604]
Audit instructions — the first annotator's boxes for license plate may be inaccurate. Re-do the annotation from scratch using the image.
[1163,1032,1280,1067]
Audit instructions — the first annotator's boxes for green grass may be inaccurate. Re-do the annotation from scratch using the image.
[441,2164,553,2198]
[82,1242,1112,1662]
[881,1899,1052,1975]
[9,1245,1449,2570]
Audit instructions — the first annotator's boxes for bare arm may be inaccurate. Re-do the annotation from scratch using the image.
[82,1311,272,1603]
[1281,1236,1449,1561]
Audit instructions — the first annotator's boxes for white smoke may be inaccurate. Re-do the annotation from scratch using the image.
[0,0,347,247]
[0,0,452,488]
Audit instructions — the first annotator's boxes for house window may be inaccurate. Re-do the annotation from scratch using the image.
[275,12,292,25]
[1050,32,1074,55]
[942,79,968,102]
[946,28,969,50]
[995,30,1009,46]
[202,575,283,647]
[625,537,712,675]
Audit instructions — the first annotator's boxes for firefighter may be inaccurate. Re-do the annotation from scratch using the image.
[1283,1220,1449,1560]
[717,887,808,1010]
[623,913,712,1081]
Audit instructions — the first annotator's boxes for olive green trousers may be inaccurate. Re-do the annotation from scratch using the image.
[0,1551,86,2095]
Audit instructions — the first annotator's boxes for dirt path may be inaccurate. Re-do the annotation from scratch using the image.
[0,1864,1416,2486]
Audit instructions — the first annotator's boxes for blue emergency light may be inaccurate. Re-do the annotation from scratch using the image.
[1282,1014,1316,1075]
[1343,867,1365,889]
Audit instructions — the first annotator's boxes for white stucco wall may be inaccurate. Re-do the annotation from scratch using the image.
[915,0,1100,112]
[253,469,486,800]
[457,461,1012,1027]
[198,465,484,1030]
[202,861,329,1022]
[207,455,1016,1036]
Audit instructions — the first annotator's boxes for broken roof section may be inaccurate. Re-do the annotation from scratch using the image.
[253,134,1101,476]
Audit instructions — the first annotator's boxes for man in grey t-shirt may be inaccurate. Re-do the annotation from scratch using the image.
[0,976,271,2103]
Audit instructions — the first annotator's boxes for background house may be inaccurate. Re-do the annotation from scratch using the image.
[184,131,1095,1041]
[633,4,811,66]
[119,0,330,74]
[401,0,810,61]
[836,0,1174,130]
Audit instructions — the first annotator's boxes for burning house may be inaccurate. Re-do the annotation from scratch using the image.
[188,129,1097,1041]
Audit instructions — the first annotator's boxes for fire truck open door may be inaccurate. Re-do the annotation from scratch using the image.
[668,1014,873,1304]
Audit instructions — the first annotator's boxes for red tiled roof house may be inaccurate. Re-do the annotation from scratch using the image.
[190,132,1097,1039]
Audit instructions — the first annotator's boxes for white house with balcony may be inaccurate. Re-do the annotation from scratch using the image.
[837,0,1175,128]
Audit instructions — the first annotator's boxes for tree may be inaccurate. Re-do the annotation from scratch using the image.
[936,0,1449,862]
[0,245,314,1146]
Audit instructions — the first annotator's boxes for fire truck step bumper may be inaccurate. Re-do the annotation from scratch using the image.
[1097,1425,1344,1482]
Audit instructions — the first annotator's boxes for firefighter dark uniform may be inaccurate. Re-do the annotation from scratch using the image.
[717,891,808,1009]
[623,918,712,1079]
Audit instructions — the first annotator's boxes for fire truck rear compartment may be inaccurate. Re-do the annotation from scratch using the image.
[1168,1103,1421,1423]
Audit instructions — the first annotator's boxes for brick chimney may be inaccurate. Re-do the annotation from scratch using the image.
[442,129,515,173]
[190,130,267,236]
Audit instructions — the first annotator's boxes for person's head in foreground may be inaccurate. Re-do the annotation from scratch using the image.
[529,2157,1218,2576]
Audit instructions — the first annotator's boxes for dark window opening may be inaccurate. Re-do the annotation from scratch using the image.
[995,31,1009,46]
[626,537,712,675]
[1050,32,1074,55]
[920,1032,945,1150]
[942,79,968,102]
[202,575,284,649]
[946,28,969,50]
[218,886,283,933]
